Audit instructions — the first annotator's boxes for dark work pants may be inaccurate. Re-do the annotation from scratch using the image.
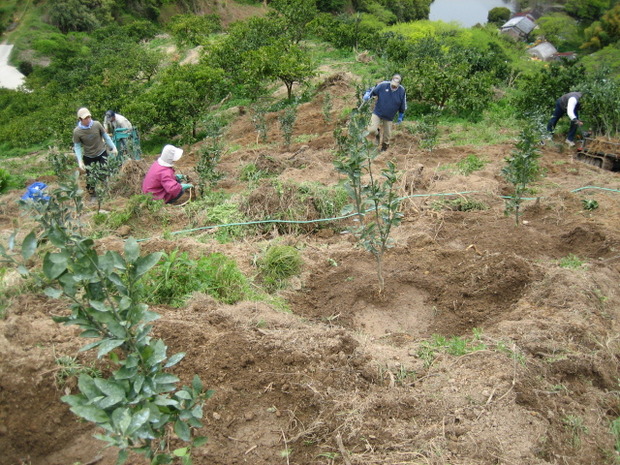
[84,150,109,195]
[547,100,580,142]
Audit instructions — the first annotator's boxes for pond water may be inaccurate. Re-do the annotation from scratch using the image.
[429,0,518,28]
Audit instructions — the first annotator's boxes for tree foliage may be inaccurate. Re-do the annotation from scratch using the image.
[582,4,620,50]
[537,13,583,52]
[565,0,612,22]
[502,122,542,226]
[580,67,620,136]
[400,36,503,116]
[168,14,222,48]
[48,0,101,33]
[511,61,587,117]
[487,7,511,25]
[136,62,227,140]
[269,0,318,44]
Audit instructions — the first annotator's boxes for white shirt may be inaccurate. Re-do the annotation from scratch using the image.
[104,113,133,132]
[566,97,578,120]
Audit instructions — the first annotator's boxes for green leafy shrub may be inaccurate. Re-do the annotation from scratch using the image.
[334,106,403,292]
[47,146,73,181]
[250,106,269,143]
[410,109,440,151]
[196,138,225,194]
[257,245,303,291]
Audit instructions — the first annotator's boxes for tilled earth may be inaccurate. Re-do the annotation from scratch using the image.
[2,74,620,465]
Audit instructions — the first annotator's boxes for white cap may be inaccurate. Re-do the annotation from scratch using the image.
[77,107,91,119]
[158,144,183,167]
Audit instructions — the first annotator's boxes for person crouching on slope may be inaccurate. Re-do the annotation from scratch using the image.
[142,145,193,205]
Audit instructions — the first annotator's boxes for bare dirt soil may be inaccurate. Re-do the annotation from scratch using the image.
[2,73,620,465]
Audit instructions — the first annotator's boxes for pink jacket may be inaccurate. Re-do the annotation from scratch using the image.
[142,161,182,203]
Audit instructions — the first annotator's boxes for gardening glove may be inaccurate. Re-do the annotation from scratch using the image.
[175,174,185,182]
[362,90,371,102]
[397,112,404,124]
[181,183,193,190]
[103,133,117,154]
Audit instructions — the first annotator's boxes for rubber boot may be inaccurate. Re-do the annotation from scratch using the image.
[381,142,389,152]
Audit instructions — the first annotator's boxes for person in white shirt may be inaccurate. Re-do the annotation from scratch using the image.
[104,110,133,134]
[546,92,583,147]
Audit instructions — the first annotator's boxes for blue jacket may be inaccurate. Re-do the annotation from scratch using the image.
[371,81,407,121]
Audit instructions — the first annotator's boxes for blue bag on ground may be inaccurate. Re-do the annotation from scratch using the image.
[21,182,50,201]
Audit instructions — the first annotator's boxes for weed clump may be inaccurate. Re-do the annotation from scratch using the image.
[257,245,303,291]
[431,196,487,212]
[141,250,250,306]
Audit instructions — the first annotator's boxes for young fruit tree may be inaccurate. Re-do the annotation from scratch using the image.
[502,123,542,225]
[334,107,403,292]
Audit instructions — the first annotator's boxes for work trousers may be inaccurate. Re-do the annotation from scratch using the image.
[547,101,580,142]
[367,114,393,145]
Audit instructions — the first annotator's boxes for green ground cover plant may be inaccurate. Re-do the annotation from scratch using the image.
[256,244,303,291]
[417,331,487,368]
[141,250,251,306]
[54,355,102,388]
[203,203,249,243]
[455,154,489,175]
[95,194,168,233]
[558,253,585,269]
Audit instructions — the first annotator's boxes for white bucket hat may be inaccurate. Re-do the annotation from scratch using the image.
[158,145,183,167]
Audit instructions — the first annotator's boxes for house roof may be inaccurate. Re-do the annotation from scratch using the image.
[501,15,536,35]
[528,41,558,59]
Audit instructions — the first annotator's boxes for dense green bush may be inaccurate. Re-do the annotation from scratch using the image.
[401,37,501,117]
[580,68,620,136]
[308,13,384,50]
[167,14,221,47]
[511,61,587,117]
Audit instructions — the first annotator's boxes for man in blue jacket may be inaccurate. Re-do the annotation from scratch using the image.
[363,74,407,152]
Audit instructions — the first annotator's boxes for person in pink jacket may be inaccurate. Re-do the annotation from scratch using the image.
[142,145,193,204]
